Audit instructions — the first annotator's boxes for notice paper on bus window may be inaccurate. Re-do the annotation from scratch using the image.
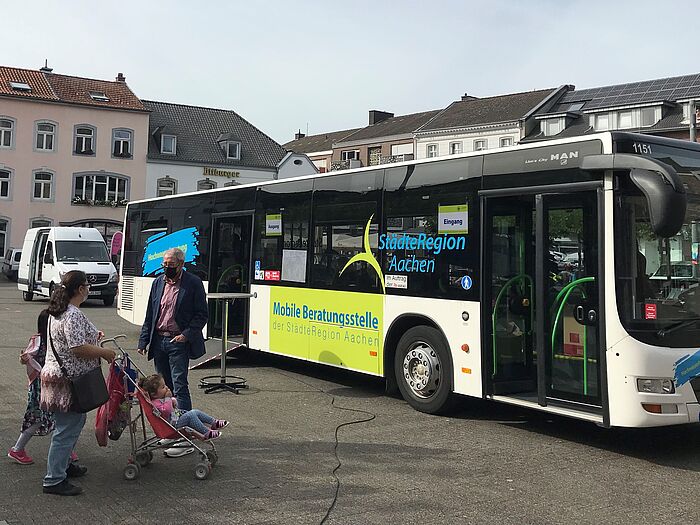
[282,249,307,283]
[266,214,282,236]
[438,204,468,234]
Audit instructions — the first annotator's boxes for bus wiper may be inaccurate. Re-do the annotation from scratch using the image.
[657,318,700,338]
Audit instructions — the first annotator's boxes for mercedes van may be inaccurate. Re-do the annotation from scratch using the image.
[18,227,119,306]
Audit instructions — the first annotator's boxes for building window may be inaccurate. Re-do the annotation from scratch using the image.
[449,142,462,155]
[426,144,438,158]
[473,139,487,151]
[161,134,177,155]
[112,129,133,158]
[89,91,109,102]
[197,179,217,191]
[0,169,11,199]
[156,177,177,197]
[225,141,240,160]
[542,118,564,136]
[0,218,8,257]
[74,125,95,155]
[0,118,14,148]
[30,217,52,228]
[640,107,657,127]
[500,137,514,147]
[35,122,56,151]
[593,113,609,131]
[73,173,129,205]
[341,150,360,161]
[618,111,633,129]
[32,171,53,200]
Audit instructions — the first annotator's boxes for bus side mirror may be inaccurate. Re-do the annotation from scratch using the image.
[629,168,687,238]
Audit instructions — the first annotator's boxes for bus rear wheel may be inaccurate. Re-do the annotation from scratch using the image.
[22,291,33,302]
[394,326,454,414]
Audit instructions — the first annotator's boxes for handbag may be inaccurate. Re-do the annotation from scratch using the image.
[48,316,109,413]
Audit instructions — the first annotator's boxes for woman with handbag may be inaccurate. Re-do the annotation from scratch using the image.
[40,271,115,496]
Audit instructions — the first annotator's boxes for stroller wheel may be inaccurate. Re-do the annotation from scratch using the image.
[194,462,211,480]
[206,450,218,466]
[124,463,141,481]
[135,451,153,467]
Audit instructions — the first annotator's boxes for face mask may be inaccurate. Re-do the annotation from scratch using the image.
[164,266,178,279]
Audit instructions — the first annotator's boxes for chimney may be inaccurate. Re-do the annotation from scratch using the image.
[116,73,126,82]
[461,93,478,101]
[39,59,53,73]
[369,110,393,125]
[294,129,305,140]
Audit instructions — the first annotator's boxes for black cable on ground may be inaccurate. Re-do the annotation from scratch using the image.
[262,369,378,525]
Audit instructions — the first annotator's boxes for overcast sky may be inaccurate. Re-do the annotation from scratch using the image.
[3,1,698,144]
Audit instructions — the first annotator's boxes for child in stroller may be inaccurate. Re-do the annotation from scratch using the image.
[138,374,229,439]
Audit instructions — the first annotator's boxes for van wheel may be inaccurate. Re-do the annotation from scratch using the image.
[394,326,455,415]
[49,283,56,299]
[103,295,115,306]
[22,291,33,302]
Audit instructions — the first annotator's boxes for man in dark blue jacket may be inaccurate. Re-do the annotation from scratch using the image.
[137,248,208,411]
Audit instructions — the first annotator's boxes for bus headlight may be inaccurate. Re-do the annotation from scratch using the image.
[637,378,675,394]
[109,273,119,284]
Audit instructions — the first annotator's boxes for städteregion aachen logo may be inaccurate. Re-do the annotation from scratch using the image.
[339,215,386,293]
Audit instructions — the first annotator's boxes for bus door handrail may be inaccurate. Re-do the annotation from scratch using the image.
[550,276,595,395]
[491,273,533,378]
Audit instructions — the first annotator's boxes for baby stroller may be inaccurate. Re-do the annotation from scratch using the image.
[100,336,218,480]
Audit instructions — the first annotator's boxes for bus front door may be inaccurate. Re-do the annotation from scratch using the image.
[485,195,537,395]
[484,190,603,408]
[209,214,253,341]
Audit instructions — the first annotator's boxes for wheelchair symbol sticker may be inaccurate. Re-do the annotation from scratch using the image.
[461,276,473,290]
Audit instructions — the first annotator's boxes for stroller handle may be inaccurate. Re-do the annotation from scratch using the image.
[100,334,128,351]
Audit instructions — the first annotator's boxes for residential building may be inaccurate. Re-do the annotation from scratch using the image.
[0,65,149,259]
[145,100,316,198]
[523,73,700,143]
[284,128,360,173]
[414,88,567,159]
[331,110,440,170]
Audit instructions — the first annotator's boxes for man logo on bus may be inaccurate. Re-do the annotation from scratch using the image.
[339,215,386,293]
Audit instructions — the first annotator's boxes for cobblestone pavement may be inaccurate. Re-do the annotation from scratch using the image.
[1,276,700,524]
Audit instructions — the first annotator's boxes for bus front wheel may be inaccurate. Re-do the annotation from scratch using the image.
[22,291,33,302]
[394,326,454,414]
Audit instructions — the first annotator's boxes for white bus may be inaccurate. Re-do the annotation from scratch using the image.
[118,132,700,428]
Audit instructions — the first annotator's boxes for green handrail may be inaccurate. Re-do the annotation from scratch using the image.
[550,276,595,395]
[491,273,533,378]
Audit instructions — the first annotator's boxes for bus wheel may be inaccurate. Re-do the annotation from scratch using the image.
[49,283,55,299]
[22,291,33,302]
[394,326,454,414]
[103,295,115,306]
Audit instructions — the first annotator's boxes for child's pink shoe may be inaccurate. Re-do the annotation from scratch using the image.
[212,419,229,430]
[205,430,221,440]
[69,451,79,462]
[8,448,34,465]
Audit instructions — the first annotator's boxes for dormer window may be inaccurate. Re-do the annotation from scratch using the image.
[89,91,109,102]
[225,141,240,160]
[9,81,31,92]
[216,133,241,160]
[542,117,564,136]
[161,134,177,155]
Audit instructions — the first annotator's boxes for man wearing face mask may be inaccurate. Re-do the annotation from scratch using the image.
[137,248,208,415]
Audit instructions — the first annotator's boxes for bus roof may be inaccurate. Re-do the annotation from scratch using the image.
[128,131,626,207]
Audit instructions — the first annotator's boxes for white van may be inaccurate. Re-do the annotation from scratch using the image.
[18,227,119,306]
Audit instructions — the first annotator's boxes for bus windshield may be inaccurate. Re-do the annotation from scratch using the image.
[56,241,110,262]
[614,140,700,347]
